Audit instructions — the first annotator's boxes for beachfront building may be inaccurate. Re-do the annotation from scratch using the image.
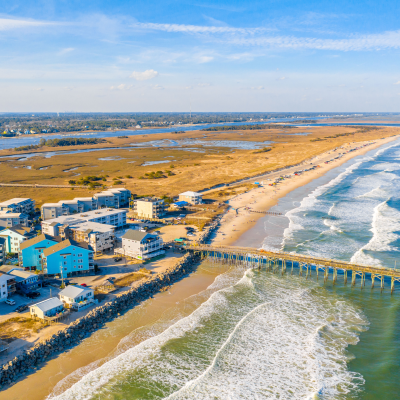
[107,188,131,206]
[42,239,94,277]
[57,221,115,253]
[72,197,97,212]
[0,212,29,228]
[41,203,70,220]
[0,225,36,254]
[41,208,127,236]
[9,269,40,293]
[59,285,95,310]
[19,234,61,270]
[0,198,35,215]
[0,272,16,300]
[41,197,98,220]
[178,191,203,205]
[133,198,166,219]
[30,298,64,320]
[115,230,164,260]
[94,191,119,208]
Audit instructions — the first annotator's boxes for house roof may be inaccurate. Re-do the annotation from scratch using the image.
[0,212,28,218]
[31,297,63,312]
[69,221,115,234]
[0,198,31,206]
[20,233,60,250]
[122,229,157,242]
[0,265,19,273]
[41,203,65,208]
[9,269,37,280]
[73,197,94,201]
[100,279,115,287]
[59,285,93,299]
[43,239,91,257]
[0,225,33,237]
[179,191,202,197]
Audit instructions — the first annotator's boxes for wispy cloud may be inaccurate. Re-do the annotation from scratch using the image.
[395,81,400,85]
[130,69,158,81]
[58,47,74,55]
[0,17,55,31]
[110,84,133,90]
[224,30,400,51]
[132,22,266,35]
[133,21,400,52]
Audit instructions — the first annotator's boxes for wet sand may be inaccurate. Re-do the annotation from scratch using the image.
[2,134,399,400]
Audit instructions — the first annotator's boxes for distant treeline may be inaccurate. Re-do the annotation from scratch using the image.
[14,137,107,151]
[201,124,294,132]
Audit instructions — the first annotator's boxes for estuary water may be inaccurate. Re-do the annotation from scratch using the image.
[46,139,400,400]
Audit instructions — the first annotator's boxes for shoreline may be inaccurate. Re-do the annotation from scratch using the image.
[211,135,400,247]
[2,134,399,399]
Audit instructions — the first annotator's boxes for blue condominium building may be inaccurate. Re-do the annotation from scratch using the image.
[42,239,94,278]
[19,234,61,270]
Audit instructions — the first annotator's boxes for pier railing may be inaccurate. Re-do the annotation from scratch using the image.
[179,243,400,293]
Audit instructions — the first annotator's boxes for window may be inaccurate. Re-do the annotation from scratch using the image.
[78,253,82,257]
[63,267,67,271]
[74,266,76,268]
[64,261,67,265]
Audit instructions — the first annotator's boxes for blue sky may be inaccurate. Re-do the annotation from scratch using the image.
[1,0,400,112]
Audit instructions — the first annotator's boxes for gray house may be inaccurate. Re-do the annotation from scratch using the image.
[115,229,164,260]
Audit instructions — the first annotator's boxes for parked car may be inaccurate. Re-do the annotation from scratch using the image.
[81,283,87,287]
[5,299,16,306]
[15,304,29,313]
[114,257,122,262]
[26,292,40,299]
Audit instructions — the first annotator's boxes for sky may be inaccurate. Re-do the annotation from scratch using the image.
[1,0,400,112]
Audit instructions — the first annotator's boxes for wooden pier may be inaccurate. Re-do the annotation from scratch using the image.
[179,244,400,294]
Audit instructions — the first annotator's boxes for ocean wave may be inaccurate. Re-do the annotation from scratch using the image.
[48,270,367,400]
[350,200,400,266]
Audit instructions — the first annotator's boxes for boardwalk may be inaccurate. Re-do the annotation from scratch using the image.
[180,244,400,293]
[0,183,88,188]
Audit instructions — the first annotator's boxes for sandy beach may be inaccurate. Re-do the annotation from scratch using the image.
[211,135,400,247]
[1,134,399,400]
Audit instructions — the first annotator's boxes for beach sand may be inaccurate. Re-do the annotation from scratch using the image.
[1,134,399,400]
[212,136,399,247]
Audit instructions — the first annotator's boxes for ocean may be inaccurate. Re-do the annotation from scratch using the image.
[47,139,400,399]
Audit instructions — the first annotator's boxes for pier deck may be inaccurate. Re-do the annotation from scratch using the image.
[179,244,400,293]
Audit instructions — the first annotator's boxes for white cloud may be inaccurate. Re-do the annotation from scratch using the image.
[196,55,214,63]
[395,81,400,85]
[58,47,74,55]
[130,69,158,81]
[229,29,400,51]
[110,84,133,90]
[277,77,286,80]
[134,21,400,52]
[0,17,54,31]
[133,22,265,35]
[151,84,164,90]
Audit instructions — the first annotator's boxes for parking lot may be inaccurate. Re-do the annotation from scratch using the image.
[0,284,62,322]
